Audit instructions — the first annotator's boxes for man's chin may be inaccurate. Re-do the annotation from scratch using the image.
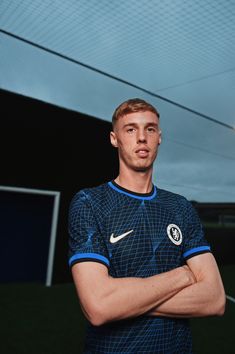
[133,164,152,172]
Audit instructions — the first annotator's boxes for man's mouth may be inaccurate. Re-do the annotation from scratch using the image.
[136,148,149,157]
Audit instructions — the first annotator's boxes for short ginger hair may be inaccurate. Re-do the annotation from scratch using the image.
[112,98,160,128]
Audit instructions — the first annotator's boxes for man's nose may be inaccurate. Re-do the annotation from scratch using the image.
[137,129,147,143]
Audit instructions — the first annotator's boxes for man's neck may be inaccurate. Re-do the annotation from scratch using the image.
[115,170,153,194]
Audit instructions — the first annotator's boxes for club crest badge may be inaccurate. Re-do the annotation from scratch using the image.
[167,224,182,245]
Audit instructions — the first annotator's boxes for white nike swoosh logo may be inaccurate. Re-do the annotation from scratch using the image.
[110,230,134,244]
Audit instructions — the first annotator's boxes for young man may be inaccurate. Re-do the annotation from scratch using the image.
[68,98,225,353]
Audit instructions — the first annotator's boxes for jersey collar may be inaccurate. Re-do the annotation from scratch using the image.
[108,180,157,200]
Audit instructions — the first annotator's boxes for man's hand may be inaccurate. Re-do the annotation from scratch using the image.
[182,264,197,284]
[148,253,226,318]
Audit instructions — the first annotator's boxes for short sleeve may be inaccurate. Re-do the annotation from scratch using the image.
[182,200,211,261]
[68,190,110,268]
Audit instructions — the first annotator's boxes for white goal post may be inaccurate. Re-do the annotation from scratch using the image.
[0,185,60,286]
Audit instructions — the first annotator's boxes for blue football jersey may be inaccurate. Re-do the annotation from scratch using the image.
[68,181,211,353]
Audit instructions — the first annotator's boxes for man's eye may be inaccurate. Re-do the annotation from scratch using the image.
[127,128,135,133]
[147,127,156,132]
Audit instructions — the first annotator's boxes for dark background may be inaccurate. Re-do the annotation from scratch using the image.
[0,88,119,284]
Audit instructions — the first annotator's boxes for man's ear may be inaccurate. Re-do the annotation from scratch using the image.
[158,130,162,145]
[110,131,118,148]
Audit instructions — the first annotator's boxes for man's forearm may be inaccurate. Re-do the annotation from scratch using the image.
[72,263,195,325]
[147,254,226,318]
[102,266,195,322]
[148,280,225,318]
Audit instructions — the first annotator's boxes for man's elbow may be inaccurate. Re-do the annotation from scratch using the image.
[215,292,226,316]
[210,290,226,316]
[83,301,110,326]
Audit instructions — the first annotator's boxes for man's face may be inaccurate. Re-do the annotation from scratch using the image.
[110,111,162,172]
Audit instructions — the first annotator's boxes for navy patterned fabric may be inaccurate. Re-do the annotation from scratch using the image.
[68,181,211,353]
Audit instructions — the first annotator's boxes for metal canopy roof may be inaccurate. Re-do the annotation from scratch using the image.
[0,0,235,202]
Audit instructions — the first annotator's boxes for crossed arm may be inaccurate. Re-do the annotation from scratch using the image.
[71,253,225,326]
[147,253,225,318]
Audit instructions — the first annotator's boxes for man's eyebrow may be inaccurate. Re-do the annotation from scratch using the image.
[145,122,159,127]
[122,122,159,128]
[122,122,138,128]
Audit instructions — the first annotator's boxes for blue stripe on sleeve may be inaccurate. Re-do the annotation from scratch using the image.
[69,252,110,267]
[183,246,211,259]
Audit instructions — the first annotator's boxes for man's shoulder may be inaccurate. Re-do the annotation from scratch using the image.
[71,182,110,204]
[157,187,190,207]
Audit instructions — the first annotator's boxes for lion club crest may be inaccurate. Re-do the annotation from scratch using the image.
[167,224,183,245]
